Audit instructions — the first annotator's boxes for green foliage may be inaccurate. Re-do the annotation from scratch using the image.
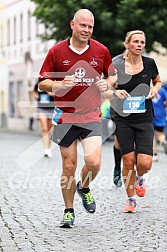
[31,0,167,56]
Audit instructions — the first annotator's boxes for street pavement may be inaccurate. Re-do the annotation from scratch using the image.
[0,129,167,252]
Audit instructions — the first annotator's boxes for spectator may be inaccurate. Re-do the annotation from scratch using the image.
[152,86,167,161]
[32,83,54,157]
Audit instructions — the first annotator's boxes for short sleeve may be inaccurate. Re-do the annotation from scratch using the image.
[38,49,55,82]
[151,59,159,79]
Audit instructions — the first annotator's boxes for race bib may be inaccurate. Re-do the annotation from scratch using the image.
[123,96,146,113]
[52,107,63,125]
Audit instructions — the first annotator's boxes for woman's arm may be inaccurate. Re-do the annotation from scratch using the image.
[103,88,130,100]
[147,74,162,100]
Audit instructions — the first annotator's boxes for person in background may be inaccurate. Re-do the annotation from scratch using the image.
[28,100,35,131]
[101,99,114,142]
[112,136,122,187]
[152,86,167,161]
[162,83,167,141]
[32,82,54,158]
[38,9,116,228]
[104,30,161,213]
[109,105,122,187]
[101,98,122,187]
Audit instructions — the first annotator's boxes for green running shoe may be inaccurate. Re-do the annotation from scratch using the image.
[60,212,75,228]
[76,181,96,213]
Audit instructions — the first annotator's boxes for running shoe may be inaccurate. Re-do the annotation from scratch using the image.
[113,171,122,187]
[60,212,75,228]
[76,181,96,213]
[123,198,137,213]
[135,178,146,197]
[44,149,53,158]
[153,154,159,162]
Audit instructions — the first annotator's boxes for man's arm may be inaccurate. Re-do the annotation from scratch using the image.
[39,75,76,94]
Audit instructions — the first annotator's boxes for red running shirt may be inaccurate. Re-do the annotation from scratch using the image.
[39,39,115,123]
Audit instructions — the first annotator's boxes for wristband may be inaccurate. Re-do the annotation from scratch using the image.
[105,84,109,91]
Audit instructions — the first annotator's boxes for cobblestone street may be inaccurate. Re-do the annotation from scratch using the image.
[0,129,167,252]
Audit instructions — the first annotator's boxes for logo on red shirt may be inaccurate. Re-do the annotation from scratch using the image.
[89,57,98,67]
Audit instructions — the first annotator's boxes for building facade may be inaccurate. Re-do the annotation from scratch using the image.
[0,0,54,130]
[0,0,167,131]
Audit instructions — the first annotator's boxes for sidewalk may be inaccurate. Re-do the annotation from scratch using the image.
[0,130,167,252]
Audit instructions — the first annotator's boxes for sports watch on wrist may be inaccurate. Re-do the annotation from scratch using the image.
[112,89,117,97]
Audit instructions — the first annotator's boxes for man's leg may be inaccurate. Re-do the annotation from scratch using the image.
[76,136,102,213]
[81,136,101,187]
[59,140,77,228]
[59,140,78,208]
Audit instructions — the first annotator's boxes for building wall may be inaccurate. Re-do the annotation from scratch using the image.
[0,1,8,127]
[0,0,54,130]
[0,0,167,130]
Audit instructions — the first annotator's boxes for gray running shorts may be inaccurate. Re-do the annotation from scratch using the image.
[37,108,54,119]
[52,122,102,147]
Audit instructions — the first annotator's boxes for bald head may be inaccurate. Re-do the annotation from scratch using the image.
[73,9,94,23]
[70,8,94,46]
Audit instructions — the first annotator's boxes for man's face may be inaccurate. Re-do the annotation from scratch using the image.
[70,14,94,43]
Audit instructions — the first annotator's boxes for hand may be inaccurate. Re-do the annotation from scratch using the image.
[146,85,158,99]
[62,74,76,89]
[114,89,130,99]
[95,76,109,92]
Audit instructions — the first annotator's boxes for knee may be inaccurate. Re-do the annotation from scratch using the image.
[86,160,100,173]
[137,160,152,173]
[41,127,48,135]
[62,161,76,177]
[123,157,135,169]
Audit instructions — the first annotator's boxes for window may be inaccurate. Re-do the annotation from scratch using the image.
[14,16,16,44]
[0,24,3,48]
[20,13,23,43]
[28,10,31,41]
[36,19,39,37]
[7,19,10,46]
[17,81,24,117]
[9,82,15,117]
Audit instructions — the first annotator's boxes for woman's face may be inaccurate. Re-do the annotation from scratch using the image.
[127,33,146,56]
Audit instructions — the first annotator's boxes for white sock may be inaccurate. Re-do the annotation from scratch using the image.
[128,196,136,201]
[136,175,144,180]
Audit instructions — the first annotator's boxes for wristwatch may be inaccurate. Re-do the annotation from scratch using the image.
[112,89,117,97]
[105,84,109,91]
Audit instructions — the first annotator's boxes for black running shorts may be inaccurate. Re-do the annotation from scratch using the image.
[52,122,102,147]
[115,119,154,156]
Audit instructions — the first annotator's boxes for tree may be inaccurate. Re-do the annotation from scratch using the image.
[31,0,167,56]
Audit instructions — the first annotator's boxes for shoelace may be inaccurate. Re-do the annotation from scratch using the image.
[64,212,74,220]
[84,192,94,204]
[135,177,145,188]
[138,179,144,188]
[127,199,137,207]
